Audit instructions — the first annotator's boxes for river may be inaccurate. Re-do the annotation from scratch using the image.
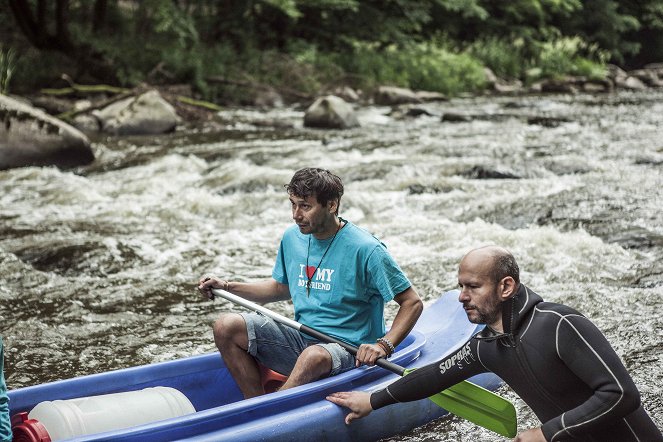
[1,90,661,440]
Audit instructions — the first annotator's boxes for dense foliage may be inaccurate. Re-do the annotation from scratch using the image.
[0,0,661,99]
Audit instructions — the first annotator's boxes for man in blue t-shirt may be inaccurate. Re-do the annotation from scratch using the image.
[199,168,423,398]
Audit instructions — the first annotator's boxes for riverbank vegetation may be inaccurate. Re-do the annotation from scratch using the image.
[1,0,662,103]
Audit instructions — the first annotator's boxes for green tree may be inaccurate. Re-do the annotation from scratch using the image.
[556,0,641,63]
[619,0,663,66]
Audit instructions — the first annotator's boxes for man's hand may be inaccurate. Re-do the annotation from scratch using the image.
[197,276,228,300]
[355,343,387,367]
[326,391,373,424]
[513,427,545,442]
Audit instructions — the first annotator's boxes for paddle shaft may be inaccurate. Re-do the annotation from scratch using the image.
[211,288,406,374]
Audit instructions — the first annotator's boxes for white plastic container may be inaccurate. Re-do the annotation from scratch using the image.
[27,386,196,441]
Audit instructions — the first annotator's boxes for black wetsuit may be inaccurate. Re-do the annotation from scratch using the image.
[371,285,662,441]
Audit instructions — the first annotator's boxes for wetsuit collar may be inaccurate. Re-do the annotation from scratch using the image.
[474,284,543,343]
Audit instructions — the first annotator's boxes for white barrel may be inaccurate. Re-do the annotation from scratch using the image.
[28,386,196,441]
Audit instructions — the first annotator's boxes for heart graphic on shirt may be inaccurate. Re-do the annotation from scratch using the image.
[306,266,316,278]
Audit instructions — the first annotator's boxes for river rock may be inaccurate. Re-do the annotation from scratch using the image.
[628,69,663,87]
[441,112,472,122]
[415,90,448,102]
[253,87,284,108]
[303,95,359,129]
[92,90,181,135]
[615,75,647,90]
[644,62,663,77]
[327,86,361,103]
[483,68,523,94]
[582,79,613,93]
[463,165,521,179]
[539,78,580,94]
[0,93,94,170]
[527,116,572,127]
[374,86,422,105]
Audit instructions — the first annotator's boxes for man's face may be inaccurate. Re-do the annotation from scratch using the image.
[457,254,503,327]
[290,194,334,236]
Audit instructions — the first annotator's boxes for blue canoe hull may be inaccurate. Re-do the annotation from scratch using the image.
[9,291,504,441]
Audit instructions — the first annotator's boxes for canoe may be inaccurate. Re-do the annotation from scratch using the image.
[9,291,504,441]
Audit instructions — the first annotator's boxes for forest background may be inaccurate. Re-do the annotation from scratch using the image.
[1,0,663,104]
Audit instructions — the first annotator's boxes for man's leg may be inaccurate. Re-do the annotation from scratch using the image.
[213,313,264,398]
[280,342,355,391]
[279,345,332,390]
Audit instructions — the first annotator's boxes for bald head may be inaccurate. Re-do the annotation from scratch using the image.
[461,246,520,286]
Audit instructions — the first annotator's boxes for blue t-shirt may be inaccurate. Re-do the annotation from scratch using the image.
[0,337,11,442]
[272,220,411,346]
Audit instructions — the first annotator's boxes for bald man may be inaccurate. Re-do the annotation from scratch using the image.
[327,246,662,442]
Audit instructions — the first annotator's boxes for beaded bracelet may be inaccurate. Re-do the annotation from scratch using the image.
[377,337,395,356]
[376,340,391,356]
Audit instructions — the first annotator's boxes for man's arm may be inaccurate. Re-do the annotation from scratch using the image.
[198,277,290,304]
[354,287,422,366]
[383,287,423,348]
[328,338,485,421]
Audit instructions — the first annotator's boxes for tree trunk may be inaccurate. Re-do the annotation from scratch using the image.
[8,0,119,84]
[92,0,108,33]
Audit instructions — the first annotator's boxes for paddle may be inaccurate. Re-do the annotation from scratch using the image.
[211,288,517,437]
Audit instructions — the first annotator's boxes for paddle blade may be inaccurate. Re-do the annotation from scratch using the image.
[404,369,517,438]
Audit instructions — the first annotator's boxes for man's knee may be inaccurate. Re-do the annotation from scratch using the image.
[213,313,246,345]
[298,345,333,375]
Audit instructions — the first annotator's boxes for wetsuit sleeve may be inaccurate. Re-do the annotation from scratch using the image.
[371,340,485,409]
[541,315,642,441]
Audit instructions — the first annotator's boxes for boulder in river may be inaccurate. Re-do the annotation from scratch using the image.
[92,89,181,135]
[0,93,94,170]
[303,95,360,129]
[374,86,422,105]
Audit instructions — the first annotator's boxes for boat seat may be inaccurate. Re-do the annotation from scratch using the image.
[259,364,288,393]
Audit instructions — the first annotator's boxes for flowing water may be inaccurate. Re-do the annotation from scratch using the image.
[1,90,661,440]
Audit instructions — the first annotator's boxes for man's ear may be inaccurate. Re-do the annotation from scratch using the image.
[328,198,339,214]
[500,277,517,299]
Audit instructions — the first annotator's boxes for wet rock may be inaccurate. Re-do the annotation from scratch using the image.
[441,112,473,122]
[405,107,435,117]
[462,165,521,179]
[607,64,628,79]
[374,86,422,105]
[628,69,663,87]
[327,86,361,103]
[389,106,435,119]
[407,183,453,194]
[27,95,74,115]
[484,67,523,94]
[634,155,663,166]
[415,90,448,102]
[615,75,647,90]
[72,114,101,133]
[303,95,359,129]
[527,116,572,127]
[582,80,613,93]
[607,64,648,90]
[253,87,284,108]
[0,93,94,170]
[539,78,580,94]
[93,89,181,135]
[644,62,663,77]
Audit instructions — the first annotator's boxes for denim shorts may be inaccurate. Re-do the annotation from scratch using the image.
[240,312,355,377]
